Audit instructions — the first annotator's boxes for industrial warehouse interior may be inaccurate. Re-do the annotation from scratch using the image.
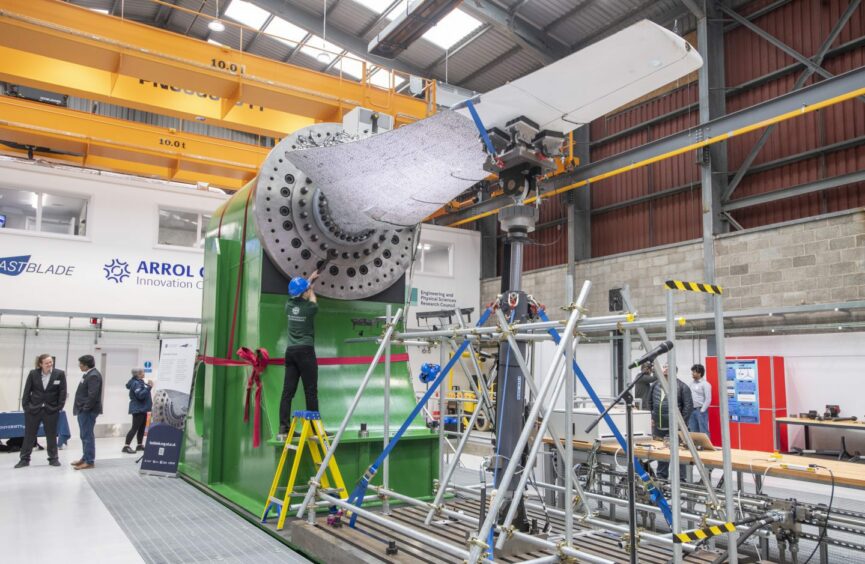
[0,0,864,563]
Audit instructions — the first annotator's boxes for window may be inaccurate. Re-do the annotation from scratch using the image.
[158,208,210,249]
[421,9,482,50]
[417,241,452,276]
[0,186,88,236]
[265,17,308,47]
[224,0,271,29]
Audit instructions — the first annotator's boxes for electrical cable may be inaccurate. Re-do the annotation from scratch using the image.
[802,466,835,564]
[709,521,769,564]
[527,471,552,533]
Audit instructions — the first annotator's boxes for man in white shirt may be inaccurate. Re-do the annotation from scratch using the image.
[687,364,711,434]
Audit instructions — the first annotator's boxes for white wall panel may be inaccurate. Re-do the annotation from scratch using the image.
[0,159,226,320]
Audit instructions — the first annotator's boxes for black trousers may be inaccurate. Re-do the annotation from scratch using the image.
[280,346,318,430]
[653,426,686,480]
[20,409,58,462]
[125,412,148,446]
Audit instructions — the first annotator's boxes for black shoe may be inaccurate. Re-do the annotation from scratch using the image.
[49,459,61,467]
[14,460,29,469]
[136,444,145,452]
[122,446,135,454]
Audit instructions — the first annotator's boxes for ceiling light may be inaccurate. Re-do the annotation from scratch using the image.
[210,0,226,32]
[317,52,331,63]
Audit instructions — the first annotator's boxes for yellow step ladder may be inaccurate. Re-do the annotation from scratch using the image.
[261,410,347,530]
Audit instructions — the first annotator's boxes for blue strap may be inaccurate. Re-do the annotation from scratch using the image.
[464,100,497,157]
[536,307,674,526]
[347,306,495,527]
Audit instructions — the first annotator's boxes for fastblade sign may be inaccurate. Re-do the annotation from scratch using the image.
[0,255,75,277]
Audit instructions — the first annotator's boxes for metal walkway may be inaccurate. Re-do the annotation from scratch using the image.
[83,459,310,564]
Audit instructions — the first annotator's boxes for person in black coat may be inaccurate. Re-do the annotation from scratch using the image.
[15,354,67,468]
[646,364,694,480]
[123,369,153,454]
[71,355,102,470]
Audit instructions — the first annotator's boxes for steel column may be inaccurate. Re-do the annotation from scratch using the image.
[382,304,392,514]
[697,0,728,291]
[666,291,683,563]
[713,292,738,563]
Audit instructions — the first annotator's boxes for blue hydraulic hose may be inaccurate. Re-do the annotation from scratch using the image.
[464,100,497,157]
[347,306,495,527]
[536,307,673,526]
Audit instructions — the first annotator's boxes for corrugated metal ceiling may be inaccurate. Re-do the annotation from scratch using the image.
[63,0,698,93]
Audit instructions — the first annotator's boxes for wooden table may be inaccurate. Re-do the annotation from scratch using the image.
[550,437,865,490]
[775,416,865,453]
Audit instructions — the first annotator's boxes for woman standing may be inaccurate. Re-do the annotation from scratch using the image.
[15,354,66,468]
[123,369,152,454]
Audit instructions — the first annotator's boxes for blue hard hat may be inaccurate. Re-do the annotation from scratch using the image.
[288,277,309,297]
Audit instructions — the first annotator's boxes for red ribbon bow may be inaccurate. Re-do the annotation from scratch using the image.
[237,346,270,448]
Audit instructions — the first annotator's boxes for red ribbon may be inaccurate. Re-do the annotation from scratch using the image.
[237,347,270,449]
[197,351,410,448]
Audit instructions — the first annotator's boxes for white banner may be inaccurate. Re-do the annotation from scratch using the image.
[156,338,197,393]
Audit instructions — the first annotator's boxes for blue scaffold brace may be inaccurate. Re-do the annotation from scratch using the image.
[464,99,497,157]
[345,305,496,528]
[536,307,674,526]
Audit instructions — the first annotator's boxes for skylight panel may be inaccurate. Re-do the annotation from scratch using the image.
[352,0,403,15]
[224,0,271,30]
[301,35,343,64]
[421,9,481,50]
[265,17,308,47]
[89,8,110,15]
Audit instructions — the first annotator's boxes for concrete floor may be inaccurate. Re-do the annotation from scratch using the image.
[0,436,311,564]
[0,436,144,563]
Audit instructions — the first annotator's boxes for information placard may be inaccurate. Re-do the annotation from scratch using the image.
[140,337,197,476]
[726,359,760,424]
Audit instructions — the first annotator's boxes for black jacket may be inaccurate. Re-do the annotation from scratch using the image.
[73,368,103,415]
[646,379,693,432]
[633,369,657,410]
[22,368,67,414]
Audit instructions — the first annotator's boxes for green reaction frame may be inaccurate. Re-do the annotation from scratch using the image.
[180,180,438,516]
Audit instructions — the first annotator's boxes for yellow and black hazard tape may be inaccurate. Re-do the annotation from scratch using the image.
[664,280,723,295]
[673,521,736,544]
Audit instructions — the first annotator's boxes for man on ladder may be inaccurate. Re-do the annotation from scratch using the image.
[279,271,320,438]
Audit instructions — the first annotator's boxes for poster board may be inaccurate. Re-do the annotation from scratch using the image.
[726,359,760,424]
[140,337,197,476]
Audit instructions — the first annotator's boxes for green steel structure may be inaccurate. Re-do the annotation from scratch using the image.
[179,178,438,517]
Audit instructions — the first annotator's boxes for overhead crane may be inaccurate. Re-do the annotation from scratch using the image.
[0,95,266,189]
[0,0,435,189]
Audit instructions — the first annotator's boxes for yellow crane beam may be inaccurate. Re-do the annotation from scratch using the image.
[0,95,267,189]
[0,0,434,139]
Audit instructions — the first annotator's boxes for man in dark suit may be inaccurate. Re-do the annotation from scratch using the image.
[15,354,67,468]
[71,354,102,470]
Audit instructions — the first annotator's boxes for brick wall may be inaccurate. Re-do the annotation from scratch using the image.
[481,209,865,318]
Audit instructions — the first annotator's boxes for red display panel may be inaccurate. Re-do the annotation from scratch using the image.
[706,356,787,453]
